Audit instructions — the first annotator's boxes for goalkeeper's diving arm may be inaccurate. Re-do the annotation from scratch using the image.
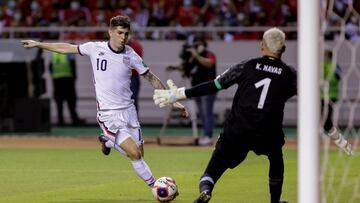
[153,79,222,108]
[143,70,189,116]
[185,79,222,98]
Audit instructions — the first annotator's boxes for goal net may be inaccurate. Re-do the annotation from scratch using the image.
[321,0,360,202]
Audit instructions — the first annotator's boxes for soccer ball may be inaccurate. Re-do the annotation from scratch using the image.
[151,176,178,202]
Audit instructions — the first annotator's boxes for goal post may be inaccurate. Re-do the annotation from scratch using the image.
[298,0,321,203]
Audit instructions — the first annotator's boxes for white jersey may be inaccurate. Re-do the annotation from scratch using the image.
[78,41,149,110]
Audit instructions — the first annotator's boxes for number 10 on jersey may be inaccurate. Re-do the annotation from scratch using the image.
[96,58,107,71]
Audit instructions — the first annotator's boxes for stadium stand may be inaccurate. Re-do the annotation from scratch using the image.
[0,0,300,40]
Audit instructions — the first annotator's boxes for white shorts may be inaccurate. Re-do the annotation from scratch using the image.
[97,106,143,146]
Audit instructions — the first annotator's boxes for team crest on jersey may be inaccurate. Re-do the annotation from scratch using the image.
[123,56,130,65]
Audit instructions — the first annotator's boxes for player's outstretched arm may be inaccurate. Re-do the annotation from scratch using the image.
[21,40,79,54]
[142,70,167,90]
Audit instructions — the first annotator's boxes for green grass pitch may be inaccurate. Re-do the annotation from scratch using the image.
[0,147,358,203]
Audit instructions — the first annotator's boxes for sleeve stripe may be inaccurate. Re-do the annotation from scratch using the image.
[77,45,83,56]
[139,68,150,75]
[214,79,222,90]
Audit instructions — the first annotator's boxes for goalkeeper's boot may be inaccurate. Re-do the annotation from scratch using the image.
[193,190,212,203]
[98,134,111,155]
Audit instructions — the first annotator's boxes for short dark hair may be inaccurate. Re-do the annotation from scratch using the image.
[110,15,131,30]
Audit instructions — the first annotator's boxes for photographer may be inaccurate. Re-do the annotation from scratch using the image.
[169,35,217,146]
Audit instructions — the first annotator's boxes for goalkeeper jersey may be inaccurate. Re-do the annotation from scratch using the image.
[216,56,297,133]
[78,41,149,110]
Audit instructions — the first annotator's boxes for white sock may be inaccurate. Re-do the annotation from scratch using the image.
[105,140,114,148]
[131,158,155,187]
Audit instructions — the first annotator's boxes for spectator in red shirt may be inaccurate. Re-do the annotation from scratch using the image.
[176,0,200,26]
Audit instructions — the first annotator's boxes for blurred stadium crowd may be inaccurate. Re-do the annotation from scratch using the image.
[0,0,359,41]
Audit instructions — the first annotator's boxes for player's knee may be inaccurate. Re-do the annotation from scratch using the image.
[127,148,142,160]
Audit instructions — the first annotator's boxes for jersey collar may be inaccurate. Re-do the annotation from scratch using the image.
[107,41,125,54]
[263,55,279,60]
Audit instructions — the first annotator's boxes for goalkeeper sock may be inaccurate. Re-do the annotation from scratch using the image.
[131,158,156,187]
[269,177,283,203]
[199,174,214,193]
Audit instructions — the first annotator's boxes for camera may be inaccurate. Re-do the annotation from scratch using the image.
[178,42,196,77]
[179,42,193,62]
[174,38,207,78]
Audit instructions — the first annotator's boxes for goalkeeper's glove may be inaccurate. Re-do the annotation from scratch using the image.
[153,80,186,108]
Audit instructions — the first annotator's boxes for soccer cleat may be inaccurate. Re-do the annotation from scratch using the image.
[98,135,111,155]
[279,200,289,203]
[193,190,212,203]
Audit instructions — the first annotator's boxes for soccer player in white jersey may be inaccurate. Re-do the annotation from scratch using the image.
[21,15,188,191]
